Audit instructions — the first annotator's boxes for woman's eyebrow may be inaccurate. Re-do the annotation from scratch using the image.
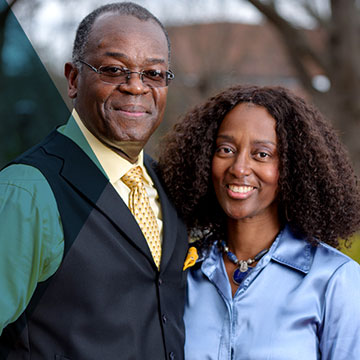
[216,134,276,146]
[253,140,276,146]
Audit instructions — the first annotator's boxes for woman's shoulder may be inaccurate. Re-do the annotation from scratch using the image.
[275,224,360,278]
[314,241,360,275]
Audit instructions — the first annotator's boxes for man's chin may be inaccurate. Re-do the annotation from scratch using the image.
[99,136,145,163]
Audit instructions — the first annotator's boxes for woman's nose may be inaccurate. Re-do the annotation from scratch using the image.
[229,153,251,177]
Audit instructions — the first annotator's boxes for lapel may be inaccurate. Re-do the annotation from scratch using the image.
[144,155,179,273]
[43,131,155,266]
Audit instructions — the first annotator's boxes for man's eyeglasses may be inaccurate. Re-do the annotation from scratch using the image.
[79,60,174,88]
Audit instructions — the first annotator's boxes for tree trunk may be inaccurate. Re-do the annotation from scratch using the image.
[247,0,360,173]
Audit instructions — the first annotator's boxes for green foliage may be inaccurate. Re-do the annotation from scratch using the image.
[340,234,360,264]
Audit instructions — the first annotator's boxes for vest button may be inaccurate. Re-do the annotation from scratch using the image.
[169,351,175,359]
[162,314,167,323]
[158,278,163,285]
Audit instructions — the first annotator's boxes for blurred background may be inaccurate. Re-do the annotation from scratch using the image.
[1,0,359,261]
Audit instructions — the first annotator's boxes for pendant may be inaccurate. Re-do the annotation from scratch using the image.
[232,267,252,285]
[239,260,249,272]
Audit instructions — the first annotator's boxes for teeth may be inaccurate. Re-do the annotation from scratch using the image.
[228,185,254,193]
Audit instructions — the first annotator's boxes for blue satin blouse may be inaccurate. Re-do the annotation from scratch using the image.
[184,225,360,359]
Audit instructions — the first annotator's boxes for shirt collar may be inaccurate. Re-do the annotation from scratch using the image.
[71,109,153,186]
[200,224,313,276]
[270,225,313,274]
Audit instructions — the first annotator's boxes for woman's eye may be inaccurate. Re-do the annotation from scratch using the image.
[216,146,234,155]
[256,152,270,159]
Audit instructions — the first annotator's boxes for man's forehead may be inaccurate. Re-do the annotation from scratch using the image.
[91,13,164,39]
[88,14,166,49]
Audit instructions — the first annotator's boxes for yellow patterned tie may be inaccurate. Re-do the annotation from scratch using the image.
[121,166,161,268]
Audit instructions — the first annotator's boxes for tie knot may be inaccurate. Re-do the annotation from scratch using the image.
[121,166,144,189]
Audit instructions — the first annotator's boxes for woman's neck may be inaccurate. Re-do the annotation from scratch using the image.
[226,214,281,259]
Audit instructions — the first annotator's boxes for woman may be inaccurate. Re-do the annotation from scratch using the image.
[158,85,360,359]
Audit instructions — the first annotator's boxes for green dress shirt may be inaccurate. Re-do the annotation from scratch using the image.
[0,116,105,334]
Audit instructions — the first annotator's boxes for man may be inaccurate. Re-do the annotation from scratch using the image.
[0,3,188,359]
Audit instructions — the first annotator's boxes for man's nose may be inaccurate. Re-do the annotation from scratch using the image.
[119,73,150,95]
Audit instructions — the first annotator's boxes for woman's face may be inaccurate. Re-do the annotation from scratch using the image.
[212,103,279,223]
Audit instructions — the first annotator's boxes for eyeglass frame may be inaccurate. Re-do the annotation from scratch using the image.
[78,59,175,88]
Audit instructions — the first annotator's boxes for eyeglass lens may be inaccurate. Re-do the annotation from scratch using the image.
[98,66,172,88]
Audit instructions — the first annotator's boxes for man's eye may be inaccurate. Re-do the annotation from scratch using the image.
[100,66,126,76]
[143,69,164,79]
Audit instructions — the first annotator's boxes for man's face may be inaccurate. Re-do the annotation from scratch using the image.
[66,13,169,160]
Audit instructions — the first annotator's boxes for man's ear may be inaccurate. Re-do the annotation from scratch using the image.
[64,62,79,99]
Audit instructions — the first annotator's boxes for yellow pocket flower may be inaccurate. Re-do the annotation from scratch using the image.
[183,246,199,271]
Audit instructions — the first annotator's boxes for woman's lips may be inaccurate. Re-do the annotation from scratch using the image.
[226,184,256,199]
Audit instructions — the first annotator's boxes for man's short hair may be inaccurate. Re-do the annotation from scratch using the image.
[72,2,171,66]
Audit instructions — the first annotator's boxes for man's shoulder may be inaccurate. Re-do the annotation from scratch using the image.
[0,164,49,187]
[0,130,61,190]
[0,164,56,206]
[8,129,92,175]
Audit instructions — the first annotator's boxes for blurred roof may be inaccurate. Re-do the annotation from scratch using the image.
[168,22,324,89]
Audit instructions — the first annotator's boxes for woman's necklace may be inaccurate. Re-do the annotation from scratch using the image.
[219,240,269,285]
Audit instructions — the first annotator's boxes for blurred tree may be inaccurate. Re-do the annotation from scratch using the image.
[341,234,360,264]
[246,0,360,173]
[0,0,69,167]
[0,0,18,73]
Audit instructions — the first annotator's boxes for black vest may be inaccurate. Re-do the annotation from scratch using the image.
[0,130,188,360]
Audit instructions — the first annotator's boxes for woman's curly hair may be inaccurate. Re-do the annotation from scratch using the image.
[158,85,360,249]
